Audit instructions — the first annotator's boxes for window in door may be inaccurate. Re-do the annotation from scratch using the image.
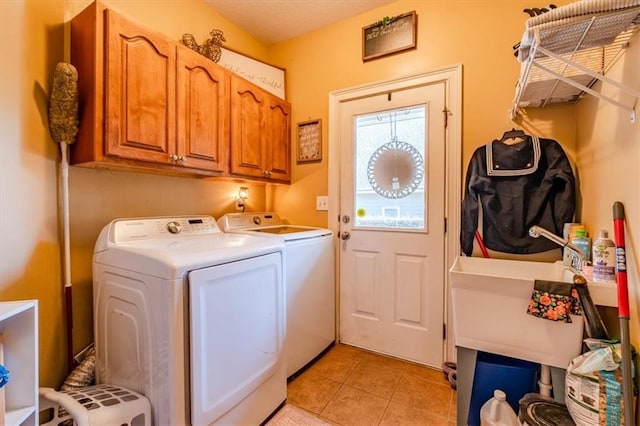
[353,105,426,230]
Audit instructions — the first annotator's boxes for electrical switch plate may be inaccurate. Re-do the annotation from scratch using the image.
[316,196,328,211]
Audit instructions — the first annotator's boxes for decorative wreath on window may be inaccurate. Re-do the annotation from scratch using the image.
[367,138,424,199]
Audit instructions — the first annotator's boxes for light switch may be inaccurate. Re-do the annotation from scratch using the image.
[316,196,328,211]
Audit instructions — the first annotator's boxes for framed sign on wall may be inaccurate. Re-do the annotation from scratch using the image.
[362,11,417,62]
[297,119,322,163]
[218,47,286,99]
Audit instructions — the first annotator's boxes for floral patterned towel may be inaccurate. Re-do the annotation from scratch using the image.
[527,280,582,322]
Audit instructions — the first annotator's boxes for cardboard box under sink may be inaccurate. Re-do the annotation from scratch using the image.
[449,256,584,368]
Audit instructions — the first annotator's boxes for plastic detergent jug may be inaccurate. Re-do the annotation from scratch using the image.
[480,389,519,426]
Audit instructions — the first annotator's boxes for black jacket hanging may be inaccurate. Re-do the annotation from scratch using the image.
[460,136,576,256]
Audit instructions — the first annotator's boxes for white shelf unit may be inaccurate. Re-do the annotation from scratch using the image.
[512,2,640,122]
[0,300,38,426]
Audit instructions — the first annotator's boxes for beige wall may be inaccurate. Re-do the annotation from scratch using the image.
[2,0,639,392]
[66,0,269,62]
[269,0,639,370]
[575,37,640,346]
[64,0,272,373]
[1,0,67,388]
[269,0,576,228]
[1,0,270,388]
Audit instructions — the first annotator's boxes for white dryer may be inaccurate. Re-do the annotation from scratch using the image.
[217,213,335,377]
[92,216,286,425]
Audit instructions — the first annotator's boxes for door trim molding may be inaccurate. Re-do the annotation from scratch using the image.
[328,64,462,362]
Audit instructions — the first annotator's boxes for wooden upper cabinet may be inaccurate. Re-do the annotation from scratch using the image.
[70,3,229,176]
[176,45,229,173]
[230,75,291,182]
[265,96,291,182]
[70,1,288,181]
[230,76,267,179]
[105,9,176,163]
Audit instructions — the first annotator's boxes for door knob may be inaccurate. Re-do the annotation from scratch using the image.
[340,231,351,240]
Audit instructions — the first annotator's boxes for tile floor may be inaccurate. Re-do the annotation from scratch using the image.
[285,343,457,425]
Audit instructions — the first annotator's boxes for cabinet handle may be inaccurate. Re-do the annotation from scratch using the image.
[169,154,178,163]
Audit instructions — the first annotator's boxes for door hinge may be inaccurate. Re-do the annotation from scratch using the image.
[443,107,450,129]
[443,323,447,340]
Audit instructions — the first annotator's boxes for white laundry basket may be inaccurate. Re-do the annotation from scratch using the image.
[39,384,151,426]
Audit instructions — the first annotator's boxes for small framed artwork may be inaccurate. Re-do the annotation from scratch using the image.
[362,11,417,62]
[297,119,322,163]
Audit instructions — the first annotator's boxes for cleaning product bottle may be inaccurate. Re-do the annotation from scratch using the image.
[480,389,519,426]
[571,228,591,268]
[564,224,584,266]
[592,230,616,282]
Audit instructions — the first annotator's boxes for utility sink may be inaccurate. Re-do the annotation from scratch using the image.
[449,256,617,368]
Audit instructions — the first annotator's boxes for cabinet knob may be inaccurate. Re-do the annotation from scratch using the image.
[179,156,187,163]
[169,154,179,163]
[263,170,272,177]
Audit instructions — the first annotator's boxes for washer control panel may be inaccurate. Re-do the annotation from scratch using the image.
[221,213,285,231]
[111,216,220,243]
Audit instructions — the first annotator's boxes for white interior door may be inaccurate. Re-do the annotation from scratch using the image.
[338,82,446,367]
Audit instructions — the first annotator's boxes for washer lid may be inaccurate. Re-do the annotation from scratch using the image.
[93,216,284,279]
[250,226,332,241]
[217,212,332,241]
[254,226,321,235]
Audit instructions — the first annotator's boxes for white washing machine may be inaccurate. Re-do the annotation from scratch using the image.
[92,215,286,425]
[217,212,335,377]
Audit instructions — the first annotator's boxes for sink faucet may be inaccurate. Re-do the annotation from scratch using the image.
[529,225,610,340]
[528,225,586,272]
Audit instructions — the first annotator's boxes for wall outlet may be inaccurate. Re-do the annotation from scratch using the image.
[316,195,328,211]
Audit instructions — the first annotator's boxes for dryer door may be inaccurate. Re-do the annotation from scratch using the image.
[188,252,284,425]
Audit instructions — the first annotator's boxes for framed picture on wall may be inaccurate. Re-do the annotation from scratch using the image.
[297,119,322,163]
[218,47,286,99]
[362,11,417,62]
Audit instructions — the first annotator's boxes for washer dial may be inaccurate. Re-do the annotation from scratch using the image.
[166,221,182,234]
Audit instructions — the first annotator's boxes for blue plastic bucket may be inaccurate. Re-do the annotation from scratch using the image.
[468,352,539,426]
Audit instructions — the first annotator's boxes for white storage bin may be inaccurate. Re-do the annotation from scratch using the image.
[39,384,151,426]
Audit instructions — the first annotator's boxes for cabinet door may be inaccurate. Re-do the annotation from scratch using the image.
[176,46,229,173]
[105,9,176,164]
[230,76,267,179]
[265,95,291,182]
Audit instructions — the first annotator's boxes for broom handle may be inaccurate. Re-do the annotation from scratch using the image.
[61,143,71,289]
[60,143,74,372]
[613,201,633,426]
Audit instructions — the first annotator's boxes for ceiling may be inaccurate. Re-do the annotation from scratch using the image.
[204,0,397,45]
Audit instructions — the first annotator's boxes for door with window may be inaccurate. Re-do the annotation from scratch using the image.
[339,82,446,367]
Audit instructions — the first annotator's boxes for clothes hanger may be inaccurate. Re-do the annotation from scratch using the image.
[498,128,528,145]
